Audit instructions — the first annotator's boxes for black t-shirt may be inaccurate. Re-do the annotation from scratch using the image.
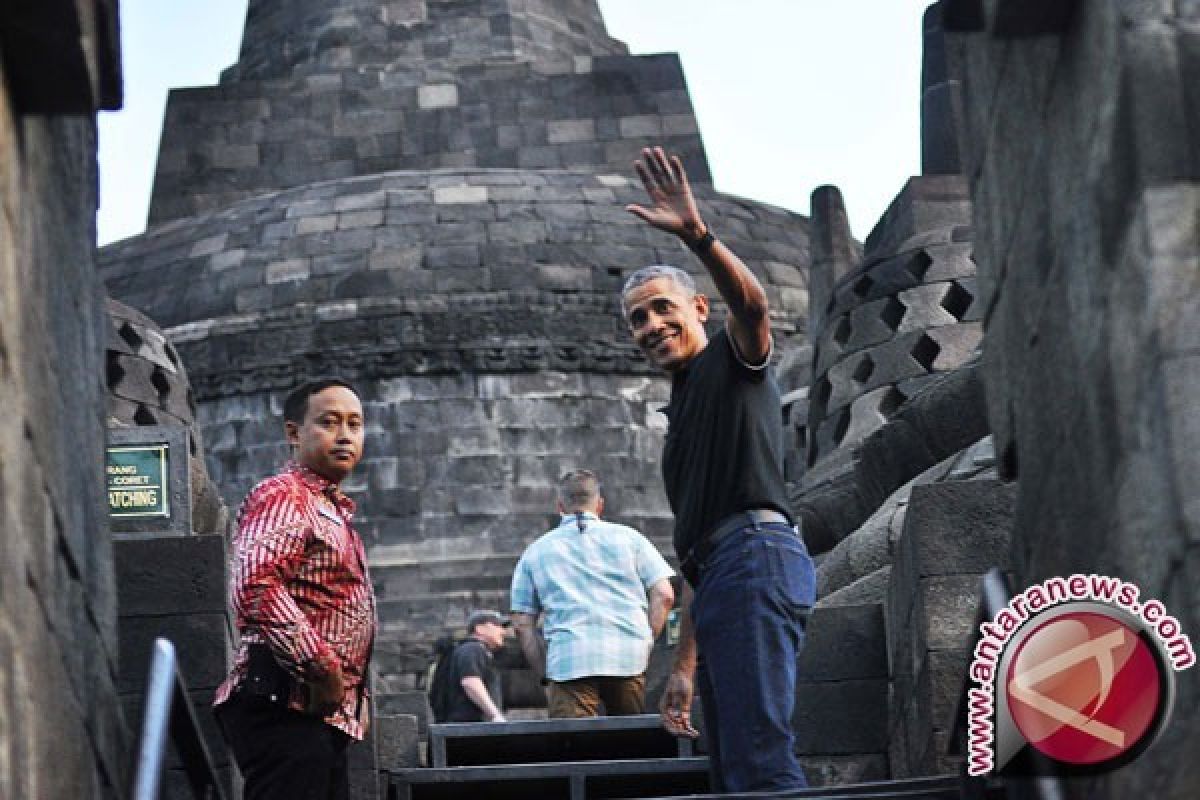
[444,639,502,722]
[661,328,793,562]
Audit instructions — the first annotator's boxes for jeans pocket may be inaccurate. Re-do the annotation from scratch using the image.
[762,537,816,611]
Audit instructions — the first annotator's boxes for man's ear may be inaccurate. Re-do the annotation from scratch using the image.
[285,420,300,448]
[693,293,710,323]
[596,496,605,517]
[555,499,565,515]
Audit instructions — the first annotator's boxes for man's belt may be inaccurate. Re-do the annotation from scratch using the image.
[681,509,794,585]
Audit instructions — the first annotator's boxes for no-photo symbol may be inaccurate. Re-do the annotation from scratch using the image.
[1006,611,1163,766]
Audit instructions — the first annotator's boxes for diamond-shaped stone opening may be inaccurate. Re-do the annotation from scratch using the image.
[911,333,941,371]
[941,281,974,321]
[831,408,851,446]
[852,274,874,298]
[133,404,157,426]
[151,365,172,404]
[105,352,125,389]
[806,441,819,468]
[189,431,198,457]
[879,386,906,417]
[832,317,852,347]
[851,354,875,385]
[880,297,906,331]
[906,250,932,281]
[117,321,143,351]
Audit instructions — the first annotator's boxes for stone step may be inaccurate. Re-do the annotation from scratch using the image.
[429,715,691,768]
[641,774,971,799]
[795,602,889,758]
[389,757,710,800]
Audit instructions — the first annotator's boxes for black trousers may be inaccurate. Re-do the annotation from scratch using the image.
[217,694,351,800]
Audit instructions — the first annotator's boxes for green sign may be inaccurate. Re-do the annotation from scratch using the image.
[106,444,170,518]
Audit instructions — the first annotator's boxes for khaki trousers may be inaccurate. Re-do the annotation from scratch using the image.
[546,674,646,718]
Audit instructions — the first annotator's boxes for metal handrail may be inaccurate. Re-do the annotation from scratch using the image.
[131,638,228,800]
[954,569,1067,800]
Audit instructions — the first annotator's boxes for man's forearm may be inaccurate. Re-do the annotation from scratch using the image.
[460,676,504,721]
[647,580,675,640]
[693,237,770,328]
[512,613,547,678]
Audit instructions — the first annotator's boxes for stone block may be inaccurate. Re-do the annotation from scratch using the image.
[902,480,1015,577]
[793,678,889,755]
[546,119,595,144]
[375,714,421,769]
[919,574,982,653]
[115,535,227,616]
[376,690,434,735]
[210,248,247,271]
[335,191,388,212]
[118,612,231,692]
[338,210,384,230]
[264,258,311,284]
[799,603,887,682]
[189,234,229,258]
[432,185,488,205]
[799,754,889,788]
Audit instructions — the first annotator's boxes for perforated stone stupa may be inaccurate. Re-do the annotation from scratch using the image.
[98,0,813,698]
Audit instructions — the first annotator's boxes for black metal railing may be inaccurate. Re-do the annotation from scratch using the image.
[131,637,227,800]
[955,568,1067,800]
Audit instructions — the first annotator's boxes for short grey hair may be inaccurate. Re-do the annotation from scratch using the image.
[557,469,601,512]
[619,265,696,315]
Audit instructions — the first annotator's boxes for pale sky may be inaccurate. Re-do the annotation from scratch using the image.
[97,0,934,246]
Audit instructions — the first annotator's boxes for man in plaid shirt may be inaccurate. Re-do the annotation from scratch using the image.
[510,470,675,717]
[214,378,377,800]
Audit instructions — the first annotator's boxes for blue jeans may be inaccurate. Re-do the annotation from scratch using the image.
[691,523,815,793]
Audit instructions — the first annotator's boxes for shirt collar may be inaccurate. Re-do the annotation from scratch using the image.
[559,511,598,525]
[285,460,357,515]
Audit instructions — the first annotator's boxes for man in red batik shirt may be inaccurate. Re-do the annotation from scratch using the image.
[214,378,377,800]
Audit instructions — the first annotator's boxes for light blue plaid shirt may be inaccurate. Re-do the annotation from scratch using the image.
[510,513,675,682]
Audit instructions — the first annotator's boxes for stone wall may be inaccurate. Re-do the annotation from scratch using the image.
[0,2,125,797]
[149,55,706,224]
[949,1,1200,796]
[225,0,627,84]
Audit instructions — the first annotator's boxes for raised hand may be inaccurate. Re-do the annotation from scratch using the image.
[625,146,707,242]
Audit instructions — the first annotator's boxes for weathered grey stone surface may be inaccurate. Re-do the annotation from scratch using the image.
[950,2,1200,795]
[793,362,990,555]
[375,714,421,770]
[885,479,1014,779]
[106,298,230,537]
[0,4,126,798]
[803,174,979,472]
[146,0,710,226]
[116,534,235,798]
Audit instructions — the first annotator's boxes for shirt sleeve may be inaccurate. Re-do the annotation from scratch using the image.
[453,641,489,680]
[634,533,675,588]
[509,551,541,614]
[721,324,772,382]
[231,482,340,683]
